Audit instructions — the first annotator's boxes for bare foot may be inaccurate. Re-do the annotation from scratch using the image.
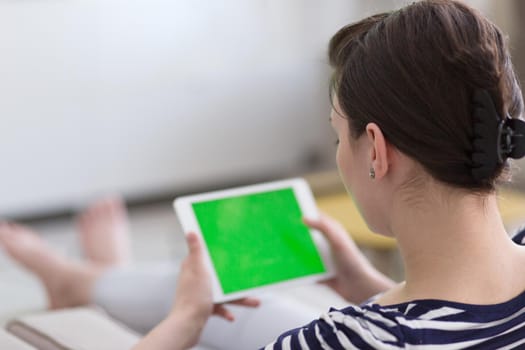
[76,196,132,266]
[0,222,103,309]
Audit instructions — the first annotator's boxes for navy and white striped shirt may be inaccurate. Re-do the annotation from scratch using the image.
[263,228,525,349]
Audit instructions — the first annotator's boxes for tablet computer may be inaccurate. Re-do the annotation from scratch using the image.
[173,178,334,303]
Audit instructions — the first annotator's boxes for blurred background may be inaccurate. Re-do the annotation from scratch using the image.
[1,0,523,220]
[0,0,524,327]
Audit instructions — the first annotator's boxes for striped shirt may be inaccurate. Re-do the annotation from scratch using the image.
[262,228,525,349]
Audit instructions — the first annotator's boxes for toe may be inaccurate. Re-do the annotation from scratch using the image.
[0,221,15,239]
[0,227,9,244]
[0,221,9,231]
[92,199,108,217]
[8,222,26,233]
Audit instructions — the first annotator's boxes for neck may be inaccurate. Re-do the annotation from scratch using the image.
[390,184,523,304]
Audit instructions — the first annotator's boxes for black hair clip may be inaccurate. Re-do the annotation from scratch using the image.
[499,117,525,161]
[471,89,525,182]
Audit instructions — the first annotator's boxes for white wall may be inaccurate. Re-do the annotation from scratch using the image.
[1,0,384,216]
[4,0,501,217]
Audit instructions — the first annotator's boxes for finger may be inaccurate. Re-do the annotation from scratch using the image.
[0,224,9,244]
[227,297,261,308]
[317,277,337,289]
[318,212,346,231]
[186,232,203,258]
[303,213,350,250]
[213,304,235,322]
[304,213,345,235]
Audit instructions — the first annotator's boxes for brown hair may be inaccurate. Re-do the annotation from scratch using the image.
[328,0,523,191]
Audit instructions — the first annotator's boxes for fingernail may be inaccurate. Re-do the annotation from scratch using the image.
[186,233,200,250]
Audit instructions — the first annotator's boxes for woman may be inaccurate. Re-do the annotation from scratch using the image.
[2,0,525,348]
[137,0,525,348]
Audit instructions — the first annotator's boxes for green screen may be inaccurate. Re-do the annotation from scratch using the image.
[192,188,326,294]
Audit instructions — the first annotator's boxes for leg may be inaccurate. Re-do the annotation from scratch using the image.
[94,263,322,349]
[76,196,132,266]
[1,213,322,349]
[0,222,102,309]
[0,218,174,333]
[92,262,180,334]
[0,226,315,346]
[76,197,182,333]
[199,294,321,349]
[0,196,133,310]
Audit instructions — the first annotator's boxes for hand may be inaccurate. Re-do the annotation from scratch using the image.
[171,232,260,323]
[133,233,260,350]
[304,214,395,304]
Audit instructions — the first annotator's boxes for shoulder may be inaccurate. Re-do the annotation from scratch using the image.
[261,304,406,350]
[262,290,525,349]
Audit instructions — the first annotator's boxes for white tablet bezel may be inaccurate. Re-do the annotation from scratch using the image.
[173,178,335,303]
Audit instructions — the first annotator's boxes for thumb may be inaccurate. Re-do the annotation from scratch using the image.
[303,213,350,250]
[186,232,203,258]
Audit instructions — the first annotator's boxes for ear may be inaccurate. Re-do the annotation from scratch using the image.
[365,123,390,179]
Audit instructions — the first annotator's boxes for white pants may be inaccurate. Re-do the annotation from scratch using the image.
[93,262,325,349]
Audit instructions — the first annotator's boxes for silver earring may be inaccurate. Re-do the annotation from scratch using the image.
[369,167,376,179]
